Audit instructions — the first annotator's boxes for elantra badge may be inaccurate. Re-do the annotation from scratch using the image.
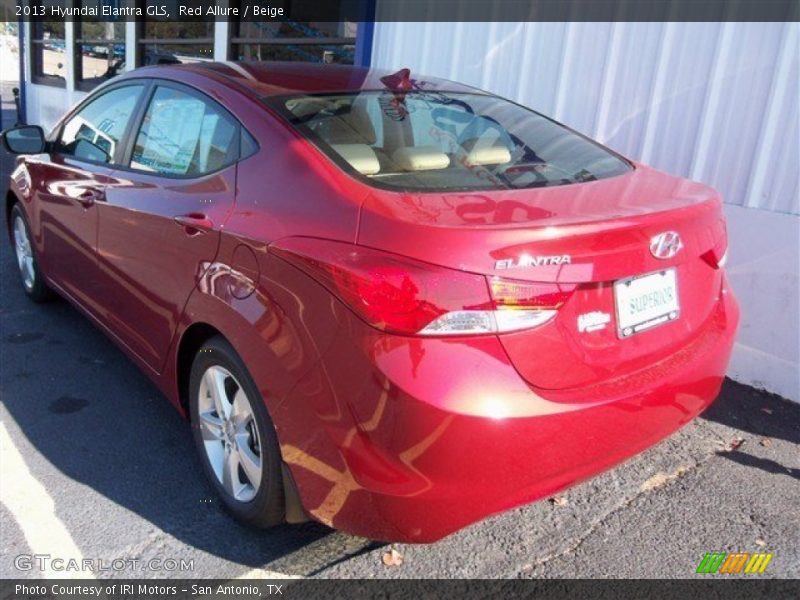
[650,231,683,260]
[495,254,571,270]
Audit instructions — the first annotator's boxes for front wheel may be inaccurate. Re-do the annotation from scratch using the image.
[10,203,53,302]
[189,336,285,527]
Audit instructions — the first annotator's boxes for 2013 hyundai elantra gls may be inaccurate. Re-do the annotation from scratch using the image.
[2,62,738,542]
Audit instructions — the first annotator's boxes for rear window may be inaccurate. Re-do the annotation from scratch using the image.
[267,91,631,192]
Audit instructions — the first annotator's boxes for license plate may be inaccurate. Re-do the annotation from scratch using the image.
[614,269,680,338]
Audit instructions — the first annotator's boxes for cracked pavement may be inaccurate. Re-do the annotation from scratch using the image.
[1,87,799,579]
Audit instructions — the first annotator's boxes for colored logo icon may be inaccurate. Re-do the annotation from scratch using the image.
[696,552,773,574]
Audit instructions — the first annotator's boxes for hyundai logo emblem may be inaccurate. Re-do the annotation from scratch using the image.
[650,231,683,260]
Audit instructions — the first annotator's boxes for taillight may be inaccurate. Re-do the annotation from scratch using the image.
[717,248,729,268]
[701,237,729,269]
[271,238,573,336]
[702,221,729,269]
[488,278,573,310]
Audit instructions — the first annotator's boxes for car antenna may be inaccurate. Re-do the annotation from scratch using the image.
[380,68,414,92]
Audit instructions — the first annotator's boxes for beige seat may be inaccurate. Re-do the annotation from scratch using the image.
[289,97,381,176]
[331,144,381,175]
[391,146,450,171]
[286,97,341,119]
[465,145,511,166]
[287,97,377,146]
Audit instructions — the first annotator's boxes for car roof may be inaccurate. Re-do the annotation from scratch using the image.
[120,61,483,98]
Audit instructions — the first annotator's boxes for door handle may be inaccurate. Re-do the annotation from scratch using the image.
[76,189,101,208]
[174,213,214,235]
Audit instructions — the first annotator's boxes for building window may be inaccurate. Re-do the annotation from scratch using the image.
[30,20,66,86]
[231,21,358,65]
[75,17,126,92]
[138,21,214,66]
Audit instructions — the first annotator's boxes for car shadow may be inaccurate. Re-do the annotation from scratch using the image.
[715,450,800,481]
[700,378,800,482]
[0,212,379,575]
[700,379,800,446]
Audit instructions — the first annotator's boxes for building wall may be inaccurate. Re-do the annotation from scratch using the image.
[20,18,360,130]
[371,22,800,400]
[724,204,799,398]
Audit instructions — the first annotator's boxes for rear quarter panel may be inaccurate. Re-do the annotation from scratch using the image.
[166,107,365,422]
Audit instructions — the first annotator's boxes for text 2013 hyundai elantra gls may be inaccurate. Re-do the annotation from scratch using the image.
[2,63,738,542]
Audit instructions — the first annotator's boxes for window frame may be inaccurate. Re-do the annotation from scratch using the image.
[52,80,149,169]
[50,78,259,177]
[229,19,358,64]
[135,17,215,67]
[265,91,635,193]
[30,19,66,88]
[118,80,259,180]
[73,16,126,92]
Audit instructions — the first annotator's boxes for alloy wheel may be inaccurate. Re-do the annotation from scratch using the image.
[13,215,35,291]
[197,365,263,502]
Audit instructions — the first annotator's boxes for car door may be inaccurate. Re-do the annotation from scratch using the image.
[36,83,145,312]
[96,82,241,372]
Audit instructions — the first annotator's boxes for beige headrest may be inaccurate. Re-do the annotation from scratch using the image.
[466,146,511,166]
[391,146,450,171]
[331,144,380,175]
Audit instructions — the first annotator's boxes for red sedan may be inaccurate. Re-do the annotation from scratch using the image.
[2,63,738,542]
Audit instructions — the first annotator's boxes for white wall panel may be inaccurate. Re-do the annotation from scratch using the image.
[724,204,800,401]
[371,21,799,215]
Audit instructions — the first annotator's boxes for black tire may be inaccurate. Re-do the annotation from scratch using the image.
[189,336,285,527]
[9,203,54,303]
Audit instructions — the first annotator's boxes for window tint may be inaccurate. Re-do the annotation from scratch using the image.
[130,86,239,177]
[241,129,259,159]
[272,92,631,192]
[75,19,126,91]
[59,85,144,164]
[31,20,66,86]
[233,21,357,65]
[139,21,214,65]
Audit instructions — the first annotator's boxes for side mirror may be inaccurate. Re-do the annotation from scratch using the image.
[2,125,46,154]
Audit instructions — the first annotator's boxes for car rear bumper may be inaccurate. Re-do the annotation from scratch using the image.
[279,274,739,543]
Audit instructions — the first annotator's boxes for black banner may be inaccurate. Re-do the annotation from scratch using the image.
[3,579,800,600]
[3,0,799,22]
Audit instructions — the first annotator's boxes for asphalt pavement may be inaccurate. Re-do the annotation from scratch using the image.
[0,91,798,579]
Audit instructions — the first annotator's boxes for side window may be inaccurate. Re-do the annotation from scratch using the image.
[58,85,144,164]
[130,86,239,177]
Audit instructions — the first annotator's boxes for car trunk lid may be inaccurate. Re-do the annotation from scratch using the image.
[357,165,728,391]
